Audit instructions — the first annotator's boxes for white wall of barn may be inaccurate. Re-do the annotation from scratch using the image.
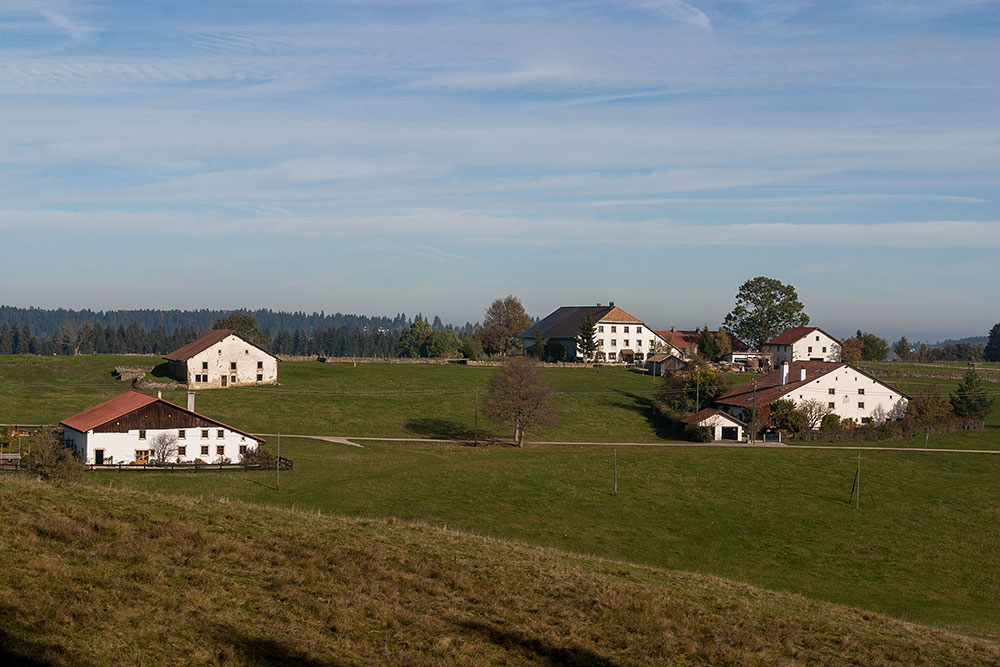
[186,335,277,388]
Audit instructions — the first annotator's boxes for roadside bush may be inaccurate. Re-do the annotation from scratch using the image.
[22,430,83,483]
[820,414,841,431]
[682,424,714,442]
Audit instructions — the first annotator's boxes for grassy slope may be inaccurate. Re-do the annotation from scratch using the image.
[1,476,998,666]
[92,438,1000,639]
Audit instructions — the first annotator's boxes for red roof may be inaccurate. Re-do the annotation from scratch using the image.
[652,329,750,353]
[60,391,159,432]
[715,361,844,408]
[766,327,840,346]
[163,329,236,361]
[598,306,643,324]
[60,390,263,443]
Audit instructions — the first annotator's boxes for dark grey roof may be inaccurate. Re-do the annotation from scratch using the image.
[518,306,614,340]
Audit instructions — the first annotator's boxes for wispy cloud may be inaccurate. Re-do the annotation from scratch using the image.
[625,0,713,29]
[39,8,94,42]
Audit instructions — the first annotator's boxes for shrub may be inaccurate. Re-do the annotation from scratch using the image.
[820,414,841,431]
[23,430,83,483]
[682,424,714,442]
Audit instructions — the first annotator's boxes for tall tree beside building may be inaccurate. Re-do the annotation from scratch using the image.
[985,323,1000,362]
[575,314,598,362]
[480,296,532,357]
[840,337,863,364]
[398,319,432,358]
[856,330,889,361]
[722,276,809,349]
[213,313,271,350]
[485,356,557,446]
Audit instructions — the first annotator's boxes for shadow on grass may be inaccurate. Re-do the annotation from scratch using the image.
[211,624,342,666]
[405,417,477,441]
[614,390,677,440]
[0,610,69,666]
[150,362,172,378]
[455,619,617,666]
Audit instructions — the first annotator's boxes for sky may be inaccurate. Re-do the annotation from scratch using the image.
[1,0,998,342]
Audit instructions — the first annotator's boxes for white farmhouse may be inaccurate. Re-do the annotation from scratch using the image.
[61,391,263,465]
[519,303,675,363]
[681,407,745,441]
[164,329,278,389]
[764,327,841,365]
[715,360,908,426]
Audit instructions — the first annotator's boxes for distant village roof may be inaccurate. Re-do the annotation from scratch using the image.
[766,326,840,346]
[60,390,263,442]
[653,329,749,353]
[520,304,645,340]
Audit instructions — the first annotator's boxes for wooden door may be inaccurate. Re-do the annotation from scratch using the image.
[221,374,228,387]
[94,449,104,465]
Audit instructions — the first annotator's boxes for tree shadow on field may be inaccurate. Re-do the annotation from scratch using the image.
[455,618,617,666]
[614,390,677,440]
[210,623,343,666]
[406,417,477,442]
[150,362,172,378]
[0,618,62,666]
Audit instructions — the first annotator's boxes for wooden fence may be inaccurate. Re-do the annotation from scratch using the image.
[85,456,293,473]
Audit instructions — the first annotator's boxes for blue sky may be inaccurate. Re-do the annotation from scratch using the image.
[1,0,998,341]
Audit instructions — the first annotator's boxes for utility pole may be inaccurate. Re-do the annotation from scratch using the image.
[276,433,280,491]
[474,386,479,445]
[696,375,700,411]
[750,380,758,445]
[849,452,861,508]
[614,448,618,495]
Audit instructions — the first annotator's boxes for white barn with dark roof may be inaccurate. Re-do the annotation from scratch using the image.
[164,329,278,389]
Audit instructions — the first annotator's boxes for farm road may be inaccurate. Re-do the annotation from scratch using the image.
[257,434,1000,455]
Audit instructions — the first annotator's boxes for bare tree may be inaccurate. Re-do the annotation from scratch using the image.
[485,356,557,446]
[149,432,178,464]
[798,399,833,429]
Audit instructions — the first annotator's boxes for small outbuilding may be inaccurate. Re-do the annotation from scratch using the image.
[680,408,745,441]
[163,329,278,389]
[646,353,690,376]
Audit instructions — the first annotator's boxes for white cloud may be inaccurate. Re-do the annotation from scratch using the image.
[625,0,712,29]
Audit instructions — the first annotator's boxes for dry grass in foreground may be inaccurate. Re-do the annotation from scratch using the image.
[0,477,997,666]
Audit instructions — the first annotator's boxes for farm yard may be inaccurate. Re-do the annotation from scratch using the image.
[2,353,999,644]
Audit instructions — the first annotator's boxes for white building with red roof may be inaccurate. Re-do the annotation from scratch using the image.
[163,329,278,388]
[715,361,907,426]
[519,303,673,363]
[61,391,264,465]
[763,327,841,365]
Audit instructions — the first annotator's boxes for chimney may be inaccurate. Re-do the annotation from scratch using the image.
[157,390,162,399]
[781,361,789,386]
[609,301,615,307]
[800,368,806,382]
[187,391,195,412]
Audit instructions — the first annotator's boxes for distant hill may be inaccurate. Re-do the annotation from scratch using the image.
[1,476,997,665]
[932,335,988,347]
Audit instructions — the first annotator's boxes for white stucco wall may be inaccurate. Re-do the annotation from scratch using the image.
[593,321,670,362]
[782,365,906,424]
[771,332,841,364]
[66,426,259,465]
[186,335,278,388]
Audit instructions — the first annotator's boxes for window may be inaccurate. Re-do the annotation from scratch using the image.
[828,402,835,409]
[134,450,150,463]
[624,339,629,347]
[217,429,225,439]
[217,445,225,456]
[611,326,616,333]
[178,429,186,440]
[637,327,642,334]
[178,445,186,457]
[624,326,630,333]
[858,388,865,395]
[637,340,643,347]
[598,326,604,333]
[816,335,820,341]
[828,388,836,395]
[230,362,237,370]
[257,361,263,369]
[239,444,247,455]
[611,339,617,347]
[861,417,871,424]
[138,430,146,440]
[858,402,865,409]
[201,429,209,439]
[202,361,208,370]
[201,445,209,456]
[822,347,827,353]
[230,375,237,384]
[257,374,263,382]
[808,346,813,353]
[608,352,617,360]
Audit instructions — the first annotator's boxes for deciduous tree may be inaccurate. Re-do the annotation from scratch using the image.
[480,296,533,357]
[149,432,179,464]
[485,356,557,446]
[213,312,272,350]
[798,398,833,429]
[840,337,863,364]
[398,319,432,358]
[908,386,952,425]
[856,330,889,361]
[722,276,809,350]
[893,336,912,361]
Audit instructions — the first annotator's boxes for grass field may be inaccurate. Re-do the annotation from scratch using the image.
[3,475,998,665]
[91,437,1000,639]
